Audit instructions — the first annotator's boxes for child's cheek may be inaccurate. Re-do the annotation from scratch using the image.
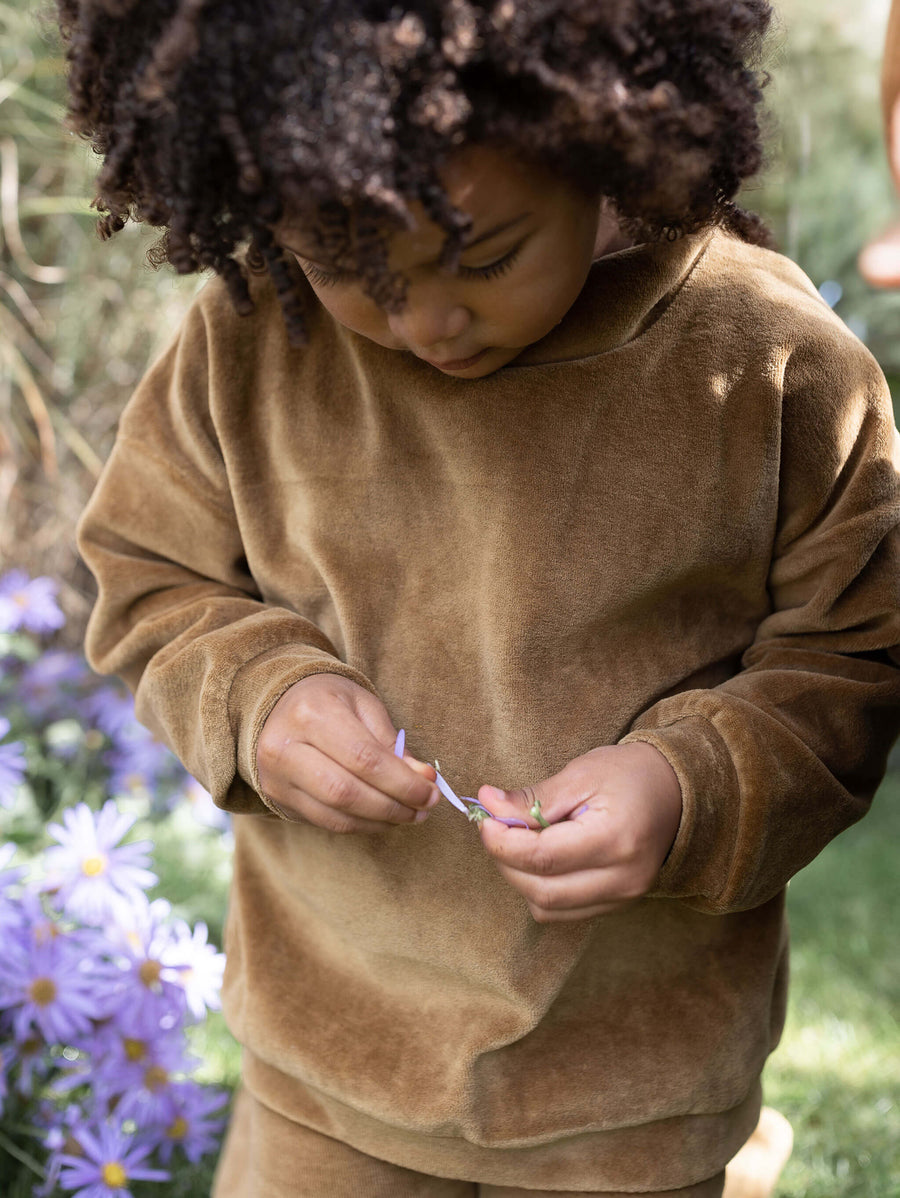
[310,286,402,350]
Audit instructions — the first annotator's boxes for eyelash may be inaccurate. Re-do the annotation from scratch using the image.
[458,241,524,281]
[298,241,524,288]
[301,262,348,288]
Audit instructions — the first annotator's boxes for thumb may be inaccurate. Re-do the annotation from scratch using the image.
[477,778,566,828]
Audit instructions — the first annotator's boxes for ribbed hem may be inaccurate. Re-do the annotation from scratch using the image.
[241,1052,761,1193]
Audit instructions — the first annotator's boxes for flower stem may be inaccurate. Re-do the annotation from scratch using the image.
[530,799,550,828]
[0,1126,47,1178]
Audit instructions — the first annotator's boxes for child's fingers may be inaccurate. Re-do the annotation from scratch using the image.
[491,858,641,914]
[278,743,438,825]
[268,787,411,835]
[405,755,438,780]
[293,699,438,811]
[478,811,609,876]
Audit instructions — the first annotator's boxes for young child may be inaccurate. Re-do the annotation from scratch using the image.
[60,1,900,1195]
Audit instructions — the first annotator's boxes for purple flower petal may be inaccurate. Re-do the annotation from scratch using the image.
[496,817,530,828]
[393,729,405,758]
[434,771,467,814]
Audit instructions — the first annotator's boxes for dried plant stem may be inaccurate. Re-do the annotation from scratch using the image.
[1,136,68,283]
[0,334,58,479]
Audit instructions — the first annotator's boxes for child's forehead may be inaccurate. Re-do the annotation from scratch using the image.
[275,146,561,255]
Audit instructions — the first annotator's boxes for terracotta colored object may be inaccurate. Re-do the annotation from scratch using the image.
[859,0,900,287]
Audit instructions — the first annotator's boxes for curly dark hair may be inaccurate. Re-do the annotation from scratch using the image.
[56,0,775,343]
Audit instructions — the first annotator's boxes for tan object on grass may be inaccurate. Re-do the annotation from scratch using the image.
[723,1107,794,1198]
[859,0,900,287]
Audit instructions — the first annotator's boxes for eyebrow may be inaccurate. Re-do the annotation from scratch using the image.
[283,211,532,268]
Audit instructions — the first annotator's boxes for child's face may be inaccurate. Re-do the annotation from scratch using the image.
[276,146,619,378]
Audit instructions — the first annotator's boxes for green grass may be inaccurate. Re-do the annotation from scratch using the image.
[764,769,900,1196]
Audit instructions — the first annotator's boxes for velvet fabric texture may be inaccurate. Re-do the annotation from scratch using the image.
[78,230,900,1191]
[213,1087,727,1197]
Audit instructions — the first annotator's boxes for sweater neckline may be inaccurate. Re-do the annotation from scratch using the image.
[507,228,715,369]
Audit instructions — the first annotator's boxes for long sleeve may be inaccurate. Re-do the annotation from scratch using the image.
[622,333,900,913]
[77,289,375,814]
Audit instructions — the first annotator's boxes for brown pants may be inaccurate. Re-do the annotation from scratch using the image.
[212,1087,727,1198]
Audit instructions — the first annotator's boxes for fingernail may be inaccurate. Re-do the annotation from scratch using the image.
[481,785,505,804]
[426,790,440,809]
[414,808,430,823]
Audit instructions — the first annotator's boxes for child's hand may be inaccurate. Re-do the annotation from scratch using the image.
[476,743,682,921]
[256,675,439,832]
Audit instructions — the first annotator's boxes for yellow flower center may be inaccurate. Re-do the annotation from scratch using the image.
[101,1162,128,1188]
[167,1116,189,1140]
[144,1064,169,1091]
[84,729,104,751]
[123,1037,147,1062]
[13,591,28,608]
[28,977,57,1006]
[139,959,162,988]
[81,854,106,877]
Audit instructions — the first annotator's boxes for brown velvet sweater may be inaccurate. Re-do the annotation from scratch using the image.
[78,230,900,1192]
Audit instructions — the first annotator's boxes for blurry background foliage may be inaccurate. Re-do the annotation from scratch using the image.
[0,0,899,629]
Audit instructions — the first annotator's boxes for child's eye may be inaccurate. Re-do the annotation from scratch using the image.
[299,261,355,288]
[457,240,524,281]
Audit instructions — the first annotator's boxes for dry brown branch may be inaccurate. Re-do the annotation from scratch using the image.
[0,332,58,480]
[1,136,68,283]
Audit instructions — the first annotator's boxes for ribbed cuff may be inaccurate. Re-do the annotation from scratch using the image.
[619,714,739,906]
[228,646,378,816]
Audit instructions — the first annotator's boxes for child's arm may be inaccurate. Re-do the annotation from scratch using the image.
[78,286,437,827]
[481,331,900,920]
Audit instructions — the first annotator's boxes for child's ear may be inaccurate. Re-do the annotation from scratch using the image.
[593,198,633,259]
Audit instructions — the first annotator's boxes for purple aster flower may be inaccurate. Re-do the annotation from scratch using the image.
[53,1003,189,1125]
[82,685,137,743]
[0,1036,13,1117]
[57,1118,169,1197]
[111,1026,196,1126]
[19,650,90,723]
[182,776,230,832]
[0,935,102,1045]
[0,840,27,892]
[43,801,157,926]
[40,1101,83,1151]
[0,715,27,810]
[12,1030,52,1096]
[104,899,187,1026]
[0,570,66,635]
[158,919,225,1021]
[105,727,180,800]
[156,1081,229,1164]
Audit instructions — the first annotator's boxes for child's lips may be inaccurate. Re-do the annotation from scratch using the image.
[423,348,489,371]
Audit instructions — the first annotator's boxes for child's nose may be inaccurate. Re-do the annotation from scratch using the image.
[386,284,472,352]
